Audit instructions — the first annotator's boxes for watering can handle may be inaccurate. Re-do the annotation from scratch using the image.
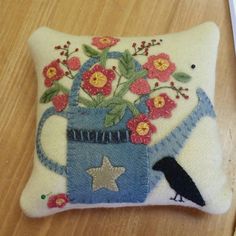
[36,107,68,176]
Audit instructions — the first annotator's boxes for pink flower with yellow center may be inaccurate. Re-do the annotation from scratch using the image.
[127,114,157,144]
[92,36,120,49]
[146,93,176,119]
[47,193,69,208]
[82,64,115,96]
[143,53,176,82]
[43,60,64,87]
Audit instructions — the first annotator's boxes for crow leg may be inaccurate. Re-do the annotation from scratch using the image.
[178,195,185,203]
[170,193,178,201]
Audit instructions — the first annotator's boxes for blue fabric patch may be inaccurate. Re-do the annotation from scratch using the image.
[67,141,148,203]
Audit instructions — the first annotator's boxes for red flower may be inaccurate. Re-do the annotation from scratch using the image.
[146,93,176,119]
[47,193,69,208]
[127,114,156,144]
[43,60,64,87]
[52,94,68,112]
[143,53,176,82]
[92,36,120,49]
[130,79,151,95]
[82,64,115,96]
[66,56,81,70]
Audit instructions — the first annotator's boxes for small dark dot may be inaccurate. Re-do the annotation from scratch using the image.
[191,64,196,69]
[41,194,46,200]
[160,39,163,42]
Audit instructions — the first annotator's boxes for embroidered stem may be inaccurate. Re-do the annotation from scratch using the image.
[100,48,109,67]
[78,96,96,107]
[134,85,188,104]
[113,74,122,96]
[131,39,162,56]
[54,81,70,94]
[80,87,97,102]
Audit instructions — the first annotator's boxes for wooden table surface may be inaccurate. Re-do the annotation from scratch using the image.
[0,0,235,235]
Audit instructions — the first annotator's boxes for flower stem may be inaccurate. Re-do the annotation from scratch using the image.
[113,74,122,96]
[54,81,70,94]
[134,85,183,104]
[80,87,97,102]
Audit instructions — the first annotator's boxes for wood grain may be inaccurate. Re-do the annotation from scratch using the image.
[0,0,235,235]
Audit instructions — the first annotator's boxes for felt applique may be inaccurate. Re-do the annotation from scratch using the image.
[36,38,197,205]
[82,64,115,96]
[143,53,176,82]
[21,23,232,217]
[43,60,64,87]
[152,157,205,207]
[127,114,156,144]
[47,193,69,208]
[92,36,120,49]
[87,156,125,192]
[146,93,177,119]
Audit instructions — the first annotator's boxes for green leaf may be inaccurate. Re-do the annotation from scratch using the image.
[78,96,96,107]
[40,86,60,103]
[118,50,135,79]
[173,72,191,83]
[100,48,109,67]
[104,103,127,127]
[82,44,101,57]
[115,70,145,98]
[134,69,147,78]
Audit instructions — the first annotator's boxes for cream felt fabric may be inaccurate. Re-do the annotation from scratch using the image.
[20,22,232,217]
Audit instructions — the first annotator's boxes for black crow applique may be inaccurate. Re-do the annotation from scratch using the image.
[152,157,205,207]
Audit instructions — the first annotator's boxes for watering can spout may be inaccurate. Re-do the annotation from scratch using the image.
[147,88,216,190]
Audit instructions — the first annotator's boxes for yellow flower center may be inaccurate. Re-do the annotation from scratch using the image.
[153,58,170,71]
[56,198,65,206]
[153,96,165,108]
[136,122,150,136]
[89,72,108,88]
[46,67,57,78]
[99,37,111,44]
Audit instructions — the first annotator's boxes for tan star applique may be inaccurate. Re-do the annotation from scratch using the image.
[86,156,125,192]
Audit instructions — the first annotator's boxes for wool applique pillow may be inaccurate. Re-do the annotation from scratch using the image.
[20,22,232,217]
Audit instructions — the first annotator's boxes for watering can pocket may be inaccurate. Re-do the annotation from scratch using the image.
[66,140,149,204]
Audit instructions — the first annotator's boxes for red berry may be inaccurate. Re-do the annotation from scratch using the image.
[66,56,81,70]
[170,82,174,86]
[185,95,189,99]
[52,94,68,112]
[176,95,180,99]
